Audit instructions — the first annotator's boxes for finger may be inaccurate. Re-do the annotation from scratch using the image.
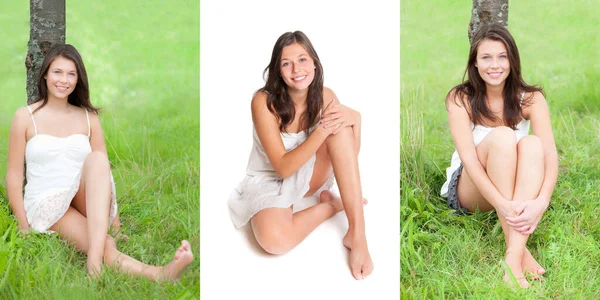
[514,224,531,232]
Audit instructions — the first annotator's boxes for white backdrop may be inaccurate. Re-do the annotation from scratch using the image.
[200,1,399,299]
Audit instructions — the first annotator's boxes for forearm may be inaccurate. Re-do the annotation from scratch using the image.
[462,160,508,209]
[6,174,29,229]
[277,130,327,178]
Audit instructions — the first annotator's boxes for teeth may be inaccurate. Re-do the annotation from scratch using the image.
[293,76,306,81]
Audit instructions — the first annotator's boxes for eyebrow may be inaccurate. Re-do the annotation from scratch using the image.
[281,54,308,62]
[480,52,507,56]
[51,68,77,72]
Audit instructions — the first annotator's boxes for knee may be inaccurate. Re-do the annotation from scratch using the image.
[255,227,291,255]
[84,151,110,169]
[488,126,517,151]
[517,135,544,158]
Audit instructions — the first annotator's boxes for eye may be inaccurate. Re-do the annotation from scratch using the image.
[69,73,76,76]
[300,58,307,62]
[500,55,507,59]
[54,71,60,74]
[281,62,289,67]
[482,56,489,60]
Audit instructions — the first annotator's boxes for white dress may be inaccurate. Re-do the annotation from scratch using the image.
[23,105,118,233]
[228,125,334,228]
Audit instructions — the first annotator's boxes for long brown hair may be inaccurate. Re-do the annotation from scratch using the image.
[33,44,99,114]
[447,24,543,129]
[258,31,324,134]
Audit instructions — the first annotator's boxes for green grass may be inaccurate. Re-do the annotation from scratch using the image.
[0,1,199,299]
[401,1,600,298]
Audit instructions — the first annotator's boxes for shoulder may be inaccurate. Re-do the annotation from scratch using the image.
[322,86,337,106]
[251,90,269,112]
[12,106,33,126]
[522,90,547,119]
[445,86,470,113]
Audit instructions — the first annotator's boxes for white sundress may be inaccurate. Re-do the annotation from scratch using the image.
[23,105,118,233]
[228,125,335,228]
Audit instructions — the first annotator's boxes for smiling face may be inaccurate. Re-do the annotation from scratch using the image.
[45,56,78,101]
[475,39,510,89]
[279,42,316,92]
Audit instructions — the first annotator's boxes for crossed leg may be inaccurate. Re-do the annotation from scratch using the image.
[251,127,373,280]
[50,151,193,280]
[457,127,545,288]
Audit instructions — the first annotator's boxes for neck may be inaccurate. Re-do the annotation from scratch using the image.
[46,96,71,110]
[289,88,308,106]
[485,83,505,101]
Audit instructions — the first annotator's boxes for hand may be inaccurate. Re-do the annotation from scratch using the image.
[506,196,549,235]
[321,98,360,135]
[18,225,31,235]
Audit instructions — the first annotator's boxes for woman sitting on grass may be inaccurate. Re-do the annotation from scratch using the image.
[441,24,558,288]
[5,44,193,280]
[228,31,373,280]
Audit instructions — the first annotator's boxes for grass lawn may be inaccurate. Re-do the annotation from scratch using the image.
[0,1,199,299]
[401,1,600,298]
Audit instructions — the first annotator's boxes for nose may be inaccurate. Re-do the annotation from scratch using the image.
[59,73,68,82]
[293,63,300,73]
[491,58,500,68]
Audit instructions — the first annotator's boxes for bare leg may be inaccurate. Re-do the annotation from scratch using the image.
[70,162,129,242]
[456,127,529,288]
[50,207,193,281]
[512,136,546,278]
[80,152,112,275]
[324,127,373,280]
[252,142,365,257]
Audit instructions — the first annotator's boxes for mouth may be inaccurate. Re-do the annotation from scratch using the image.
[56,86,69,92]
[292,75,307,82]
[487,72,503,79]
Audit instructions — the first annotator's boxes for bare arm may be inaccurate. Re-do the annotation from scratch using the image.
[6,108,32,231]
[447,92,511,214]
[252,92,334,179]
[524,92,558,204]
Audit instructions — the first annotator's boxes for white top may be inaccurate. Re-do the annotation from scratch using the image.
[440,93,530,197]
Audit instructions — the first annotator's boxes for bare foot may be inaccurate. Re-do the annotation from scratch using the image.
[160,240,194,281]
[522,248,545,280]
[319,190,368,213]
[320,190,344,213]
[343,231,374,280]
[504,251,529,288]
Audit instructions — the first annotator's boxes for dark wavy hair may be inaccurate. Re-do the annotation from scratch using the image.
[32,44,99,114]
[446,24,543,129]
[258,31,324,134]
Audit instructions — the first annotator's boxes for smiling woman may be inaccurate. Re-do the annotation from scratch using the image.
[227,31,374,280]
[5,44,194,281]
[442,24,558,288]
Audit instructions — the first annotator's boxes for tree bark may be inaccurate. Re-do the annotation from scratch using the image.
[468,0,509,44]
[26,0,65,104]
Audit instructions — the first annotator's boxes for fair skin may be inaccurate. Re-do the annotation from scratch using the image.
[249,42,374,280]
[447,39,558,288]
[6,55,193,280]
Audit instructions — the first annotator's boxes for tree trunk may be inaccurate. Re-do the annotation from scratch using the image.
[468,0,509,44]
[25,0,66,104]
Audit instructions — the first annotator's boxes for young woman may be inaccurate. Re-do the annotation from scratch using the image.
[6,44,193,280]
[441,24,558,288]
[228,31,374,280]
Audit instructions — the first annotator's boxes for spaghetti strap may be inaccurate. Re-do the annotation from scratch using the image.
[84,109,90,137]
[26,106,38,135]
[520,91,525,106]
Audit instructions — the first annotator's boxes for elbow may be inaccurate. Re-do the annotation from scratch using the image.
[275,169,293,179]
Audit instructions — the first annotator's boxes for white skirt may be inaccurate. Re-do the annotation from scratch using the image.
[228,154,334,228]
